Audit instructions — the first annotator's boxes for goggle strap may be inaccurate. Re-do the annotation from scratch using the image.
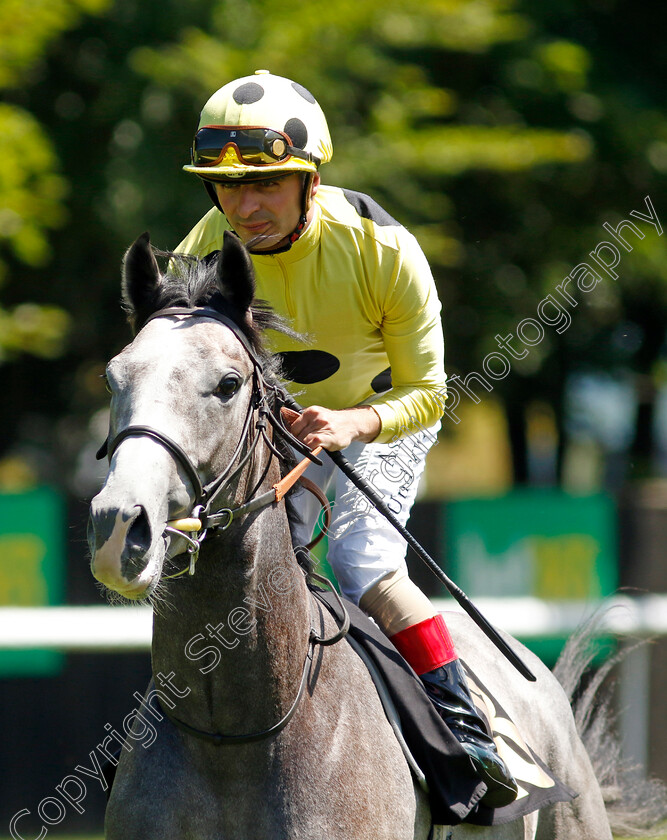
[284,146,320,167]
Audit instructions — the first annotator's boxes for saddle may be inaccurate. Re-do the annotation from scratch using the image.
[311,587,576,828]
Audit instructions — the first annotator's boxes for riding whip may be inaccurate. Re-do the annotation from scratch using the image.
[283,395,537,683]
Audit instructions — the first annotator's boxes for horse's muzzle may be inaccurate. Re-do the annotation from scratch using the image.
[88,500,155,593]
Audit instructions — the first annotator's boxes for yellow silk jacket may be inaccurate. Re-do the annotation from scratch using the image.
[176,185,447,443]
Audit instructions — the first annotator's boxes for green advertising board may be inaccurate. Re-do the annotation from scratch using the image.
[442,490,617,663]
[0,487,65,676]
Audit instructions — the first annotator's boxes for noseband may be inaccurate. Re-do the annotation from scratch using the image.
[97,306,321,575]
[98,304,349,747]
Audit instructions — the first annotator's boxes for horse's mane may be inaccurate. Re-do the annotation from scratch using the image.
[124,248,300,382]
[124,246,311,568]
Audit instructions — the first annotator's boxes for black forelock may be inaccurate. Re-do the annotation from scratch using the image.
[125,248,299,365]
[121,245,311,569]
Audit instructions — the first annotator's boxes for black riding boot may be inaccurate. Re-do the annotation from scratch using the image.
[421,658,518,809]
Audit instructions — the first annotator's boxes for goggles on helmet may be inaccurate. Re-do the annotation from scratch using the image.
[191,126,320,169]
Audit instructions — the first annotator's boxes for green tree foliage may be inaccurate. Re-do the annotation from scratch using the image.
[1,0,666,486]
[132,0,591,219]
[0,0,112,361]
[116,0,667,479]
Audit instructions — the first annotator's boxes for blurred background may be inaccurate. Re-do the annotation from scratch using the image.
[1,0,667,833]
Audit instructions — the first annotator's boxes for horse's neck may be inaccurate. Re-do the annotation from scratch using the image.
[151,499,311,734]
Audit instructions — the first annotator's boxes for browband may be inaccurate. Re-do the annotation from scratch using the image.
[142,307,261,367]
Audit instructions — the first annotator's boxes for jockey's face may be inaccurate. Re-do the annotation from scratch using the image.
[213,173,319,252]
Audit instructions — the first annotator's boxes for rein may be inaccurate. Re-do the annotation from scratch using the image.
[99,305,349,746]
[98,306,324,576]
[159,572,350,747]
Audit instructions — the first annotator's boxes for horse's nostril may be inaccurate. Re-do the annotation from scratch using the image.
[127,507,151,557]
[121,506,153,580]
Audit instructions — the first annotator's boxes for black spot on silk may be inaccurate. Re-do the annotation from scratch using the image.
[292,82,317,103]
[371,367,392,393]
[342,189,399,227]
[232,83,265,105]
[276,350,340,384]
[284,118,308,149]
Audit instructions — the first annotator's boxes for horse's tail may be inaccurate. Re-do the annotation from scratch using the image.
[553,609,667,837]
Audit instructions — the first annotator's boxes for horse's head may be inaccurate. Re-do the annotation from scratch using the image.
[88,231,277,600]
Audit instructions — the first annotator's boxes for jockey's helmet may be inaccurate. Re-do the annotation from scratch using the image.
[183,70,333,183]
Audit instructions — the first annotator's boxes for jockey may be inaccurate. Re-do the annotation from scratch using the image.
[177,69,517,809]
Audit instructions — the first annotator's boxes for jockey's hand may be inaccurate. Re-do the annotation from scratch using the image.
[289,405,381,452]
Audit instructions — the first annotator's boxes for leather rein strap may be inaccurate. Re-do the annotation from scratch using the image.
[98,306,326,574]
[162,641,315,746]
[160,571,350,746]
[99,305,348,745]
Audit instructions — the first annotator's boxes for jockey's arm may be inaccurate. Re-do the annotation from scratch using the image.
[289,231,444,453]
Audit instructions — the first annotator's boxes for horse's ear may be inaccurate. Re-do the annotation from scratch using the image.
[122,232,161,327]
[216,230,255,315]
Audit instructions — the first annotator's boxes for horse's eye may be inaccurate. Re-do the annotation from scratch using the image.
[101,373,112,394]
[213,375,241,398]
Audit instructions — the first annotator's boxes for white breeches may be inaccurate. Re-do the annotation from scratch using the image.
[290,421,440,606]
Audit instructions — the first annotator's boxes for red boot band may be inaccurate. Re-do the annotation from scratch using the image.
[390,613,457,675]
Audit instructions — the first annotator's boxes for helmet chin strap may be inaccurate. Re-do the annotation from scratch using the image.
[201,173,314,256]
[203,179,222,212]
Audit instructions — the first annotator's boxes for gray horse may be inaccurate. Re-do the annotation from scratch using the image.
[88,232,663,839]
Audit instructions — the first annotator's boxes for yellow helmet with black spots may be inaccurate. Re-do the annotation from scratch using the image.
[184,69,333,182]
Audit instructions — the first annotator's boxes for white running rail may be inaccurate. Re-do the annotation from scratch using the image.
[1,594,664,775]
[1,594,665,651]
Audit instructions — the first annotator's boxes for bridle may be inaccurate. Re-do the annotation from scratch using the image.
[97,305,349,746]
[97,305,323,576]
